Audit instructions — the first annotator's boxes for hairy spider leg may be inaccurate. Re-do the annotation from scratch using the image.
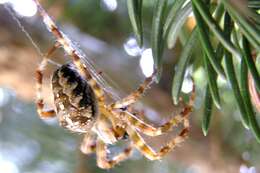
[35,43,60,118]
[99,105,191,161]
[110,70,156,109]
[105,83,195,136]
[80,131,97,154]
[34,0,159,108]
[33,0,196,168]
[126,118,190,160]
[120,107,191,136]
[121,85,195,136]
[96,138,133,169]
[33,0,105,103]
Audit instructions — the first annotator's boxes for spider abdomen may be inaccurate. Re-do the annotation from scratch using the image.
[51,63,98,132]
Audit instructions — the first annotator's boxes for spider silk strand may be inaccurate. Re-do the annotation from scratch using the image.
[32,0,122,101]
[4,2,122,101]
[4,4,45,58]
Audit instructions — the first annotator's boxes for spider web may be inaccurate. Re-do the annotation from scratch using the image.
[3,2,124,102]
[3,4,44,58]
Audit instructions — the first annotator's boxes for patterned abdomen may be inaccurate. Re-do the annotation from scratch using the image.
[51,63,98,133]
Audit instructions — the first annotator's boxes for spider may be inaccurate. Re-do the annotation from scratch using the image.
[33,0,195,169]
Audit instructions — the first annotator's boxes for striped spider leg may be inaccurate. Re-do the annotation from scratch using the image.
[106,84,195,160]
[122,84,195,137]
[35,47,134,169]
[32,0,151,169]
[33,0,196,169]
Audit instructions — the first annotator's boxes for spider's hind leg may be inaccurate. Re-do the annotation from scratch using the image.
[126,119,190,160]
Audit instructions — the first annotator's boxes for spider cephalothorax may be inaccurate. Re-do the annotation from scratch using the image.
[52,63,98,132]
[34,0,196,169]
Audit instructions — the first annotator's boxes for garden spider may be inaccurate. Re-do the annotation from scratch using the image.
[33,0,195,169]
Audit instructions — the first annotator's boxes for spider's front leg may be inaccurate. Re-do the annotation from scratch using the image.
[110,71,156,109]
[35,43,60,118]
[96,138,133,169]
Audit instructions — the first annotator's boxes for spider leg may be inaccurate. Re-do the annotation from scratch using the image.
[111,85,195,136]
[120,107,191,136]
[80,131,97,155]
[100,105,187,137]
[33,0,105,103]
[110,71,156,109]
[35,43,60,118]
[96,138,133,169]
[126,119,190,160]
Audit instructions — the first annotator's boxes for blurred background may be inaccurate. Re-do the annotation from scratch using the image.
[0,0,259,173]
